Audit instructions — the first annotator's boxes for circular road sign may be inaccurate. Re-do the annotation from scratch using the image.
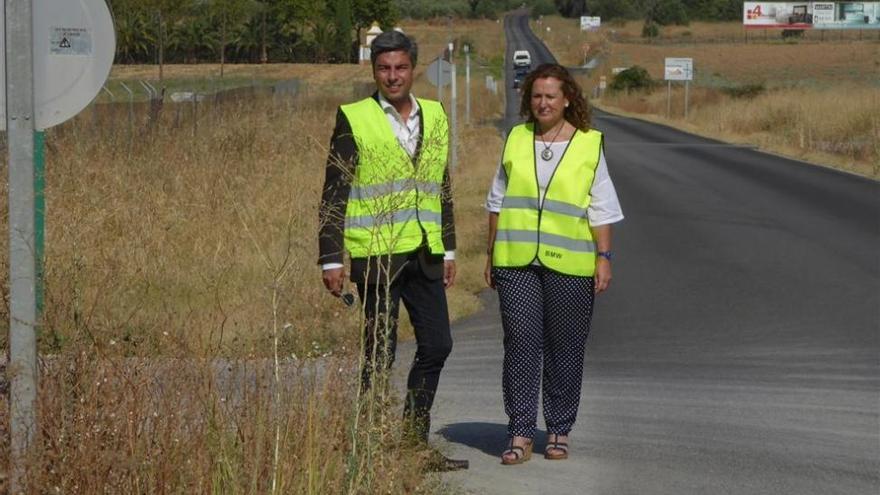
[1,0,116,130]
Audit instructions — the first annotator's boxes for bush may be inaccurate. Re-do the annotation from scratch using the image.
[609,65,654,92]
[642,20,660,38]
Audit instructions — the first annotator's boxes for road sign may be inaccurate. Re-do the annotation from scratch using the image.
[665,57,693,81]
[0,0,116,130]
[426,58,453,87]
[580,16,601,31]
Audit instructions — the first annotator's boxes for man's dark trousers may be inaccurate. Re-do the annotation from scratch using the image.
[355,250,453,441]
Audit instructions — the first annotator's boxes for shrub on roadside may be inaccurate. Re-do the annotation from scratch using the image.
[609,65,654,92]
[642,20,660,38]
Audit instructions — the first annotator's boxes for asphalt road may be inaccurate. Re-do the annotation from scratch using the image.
[399,13,880,495]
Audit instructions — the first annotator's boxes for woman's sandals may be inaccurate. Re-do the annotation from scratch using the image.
[544,434,569,460]
[500,438,533,465]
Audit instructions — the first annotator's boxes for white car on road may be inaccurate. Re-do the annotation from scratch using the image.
[513,50,531,68]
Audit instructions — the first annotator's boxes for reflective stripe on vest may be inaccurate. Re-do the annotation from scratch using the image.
[341,97,448,258]
[493,123,602,276]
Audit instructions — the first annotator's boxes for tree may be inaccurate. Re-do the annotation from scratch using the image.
[468,0,481,17]
[110,0,155,63]
[353,0,398,43]
[273,0,321,60]
[141,0,193,80]
[331,0,353,63]
[210,0,256,76]
[584,0,637,21]
[168,11,217,63]
[649,0,689,25]
[554,0,587,17]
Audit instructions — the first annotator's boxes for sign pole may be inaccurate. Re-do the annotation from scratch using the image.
[449,43,458,171]
[684,80,689,119]
[436,53,442,105]
[6,0,39,491]
[666,80,671,118]
[464,45,470,125]
[35,130,46,315]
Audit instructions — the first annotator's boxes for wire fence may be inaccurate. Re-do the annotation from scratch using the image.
[46,78,305,153]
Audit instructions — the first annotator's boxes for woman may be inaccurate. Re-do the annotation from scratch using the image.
[485,64,623,465]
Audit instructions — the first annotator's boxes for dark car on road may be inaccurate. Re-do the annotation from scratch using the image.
[513,66,529,89]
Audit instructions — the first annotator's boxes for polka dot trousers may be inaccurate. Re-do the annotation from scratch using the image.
[493,265,595,439]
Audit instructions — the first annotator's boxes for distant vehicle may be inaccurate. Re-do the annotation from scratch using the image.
[513,66,529,89]
[513,50,531,68]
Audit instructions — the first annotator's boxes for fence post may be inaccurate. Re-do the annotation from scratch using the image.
[119,82,134,152]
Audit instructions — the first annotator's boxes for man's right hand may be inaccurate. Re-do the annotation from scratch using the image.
[322,267,345,297]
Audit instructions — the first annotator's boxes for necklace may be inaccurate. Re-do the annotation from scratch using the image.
[539,122,565,161]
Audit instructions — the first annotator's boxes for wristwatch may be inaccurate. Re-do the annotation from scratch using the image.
[597,251,613,261]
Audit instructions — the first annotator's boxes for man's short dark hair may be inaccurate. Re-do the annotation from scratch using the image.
[370,30,418,67]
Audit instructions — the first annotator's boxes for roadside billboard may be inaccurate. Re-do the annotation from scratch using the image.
[743,2,880,29]
[664,58,693,81]
[580,16,601,31]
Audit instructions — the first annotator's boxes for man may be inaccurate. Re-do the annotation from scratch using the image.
[318,30,467,471]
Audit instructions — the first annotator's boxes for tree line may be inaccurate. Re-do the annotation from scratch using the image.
[111,0,744,70]
[111,0,399,70]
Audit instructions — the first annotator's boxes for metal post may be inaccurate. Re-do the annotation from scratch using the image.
[119,82,134,151]
[5,0,39,491]
[34,131,45,317]
[139,79,154,99]
[436,55,442,105]
[192,88,197,137]
[666,81,671,119]
[450,51,458,171]
[464,46,470,124]
[684,80,689,119]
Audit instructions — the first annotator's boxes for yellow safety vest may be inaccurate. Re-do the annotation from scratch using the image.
[493,123,602,276]
[340,97,448,258]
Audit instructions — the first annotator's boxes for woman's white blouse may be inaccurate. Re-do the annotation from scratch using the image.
[485,140,624,226]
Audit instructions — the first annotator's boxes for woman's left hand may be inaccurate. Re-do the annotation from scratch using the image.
[594,258,612,295]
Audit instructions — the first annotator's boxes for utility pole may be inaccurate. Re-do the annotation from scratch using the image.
[5,0,39,492]
[464,44,470,124]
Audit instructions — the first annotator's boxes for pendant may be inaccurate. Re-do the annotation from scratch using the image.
[541,148,554,161]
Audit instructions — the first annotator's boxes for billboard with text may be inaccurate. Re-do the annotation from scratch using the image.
[743,2,880,29]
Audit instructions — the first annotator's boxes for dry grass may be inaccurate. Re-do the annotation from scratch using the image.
[534,16,879,177]
[4,355,438,493]
[599,42,880,87]
[602,84,879,177]
[0,18,506,491]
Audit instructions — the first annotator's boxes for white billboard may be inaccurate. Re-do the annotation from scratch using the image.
[664,58,693,81]
[744,2,880,29]
[580,16,601,31]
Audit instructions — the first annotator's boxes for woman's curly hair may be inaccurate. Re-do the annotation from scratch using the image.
[519,63,591,131]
